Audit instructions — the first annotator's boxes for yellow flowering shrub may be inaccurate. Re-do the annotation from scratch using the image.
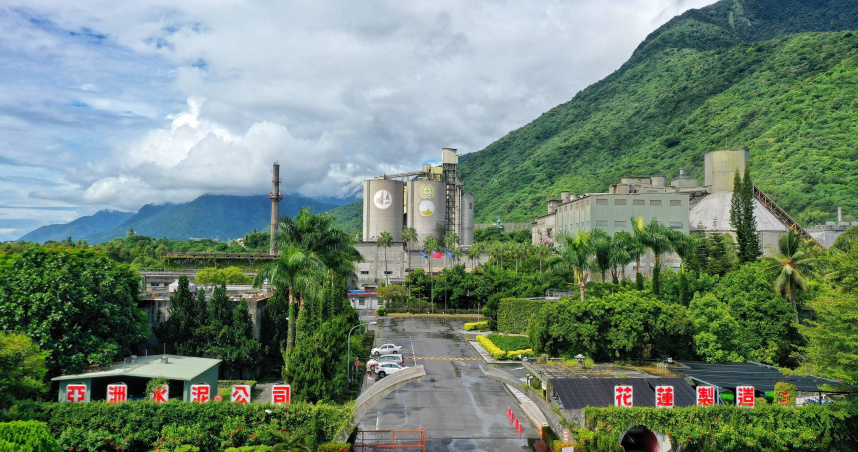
[476,335,506,359]
[464,321,489,331]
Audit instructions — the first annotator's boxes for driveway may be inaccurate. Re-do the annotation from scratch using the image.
[358,316,539,451]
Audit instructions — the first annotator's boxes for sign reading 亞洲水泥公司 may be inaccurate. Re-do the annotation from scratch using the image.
[232,385,251,404]
[272,384,291,405]
[150,384,169,403]
[191,384,210,403]
[66,384,87,403]
[107,383,128,403]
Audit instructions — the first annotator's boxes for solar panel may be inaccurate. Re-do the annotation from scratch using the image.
[675,361,844,392]
[549,377,697,409]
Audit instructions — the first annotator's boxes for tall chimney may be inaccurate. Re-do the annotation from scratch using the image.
[838,206,843,222]
[268,162,284,255]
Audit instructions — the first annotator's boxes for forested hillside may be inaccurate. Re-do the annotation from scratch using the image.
[459,0,858,226]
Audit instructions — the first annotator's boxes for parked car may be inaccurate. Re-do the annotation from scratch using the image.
[367,354,404,370]
[375,362,409,378]
[371,343,402,356]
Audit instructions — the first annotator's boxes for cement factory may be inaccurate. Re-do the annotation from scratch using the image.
[352,148,480,293]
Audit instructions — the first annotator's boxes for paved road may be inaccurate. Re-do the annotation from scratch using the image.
[358,316,539,451]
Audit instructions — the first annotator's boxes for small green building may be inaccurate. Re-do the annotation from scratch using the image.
[52,355,221,402]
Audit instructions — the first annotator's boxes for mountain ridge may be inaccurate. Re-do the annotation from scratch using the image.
[20,194,337,244]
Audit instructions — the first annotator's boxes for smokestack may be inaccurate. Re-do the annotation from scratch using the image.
[838,206,843,222]
[268,162,284,255]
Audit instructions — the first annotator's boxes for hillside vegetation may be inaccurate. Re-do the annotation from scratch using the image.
[459,0,858,226]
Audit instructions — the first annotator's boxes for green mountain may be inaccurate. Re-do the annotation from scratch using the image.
[459,0,858,227]
[330,200,363,234]
[21,194,336,244]
[18,209,135,243]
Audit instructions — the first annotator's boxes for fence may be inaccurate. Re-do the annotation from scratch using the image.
[353,430,425,452]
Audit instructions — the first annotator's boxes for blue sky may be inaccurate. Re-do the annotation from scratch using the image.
[0,0,716,241]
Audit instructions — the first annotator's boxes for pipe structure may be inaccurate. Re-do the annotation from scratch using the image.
[268,162,283,255]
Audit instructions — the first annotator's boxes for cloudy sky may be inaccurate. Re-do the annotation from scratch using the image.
[0,0,716,241]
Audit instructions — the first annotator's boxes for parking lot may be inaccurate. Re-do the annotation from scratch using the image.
[358,316,539,451]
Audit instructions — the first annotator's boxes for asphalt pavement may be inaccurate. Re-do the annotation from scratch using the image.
[358,316,539,451]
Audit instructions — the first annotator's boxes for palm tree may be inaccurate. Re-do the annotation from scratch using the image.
[590,229,612,283]
[635,219,674,295]
[423,236,439,310]
[253,245,325,360]
[609,231,634,283]
[533,243,552,274]
[629,217,648,279]
[763,229,815,321]
[443,231,460,268]
[668,229,701,272]
[552,231,592,300]
[377,231,393,284]
[466,243,483,269]
[401,226,418,270]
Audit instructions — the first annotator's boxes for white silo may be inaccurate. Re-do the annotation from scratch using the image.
[363,179,405,241]
[406,180,446,244]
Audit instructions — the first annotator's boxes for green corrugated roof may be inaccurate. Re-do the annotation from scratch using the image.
[51,355,221,382]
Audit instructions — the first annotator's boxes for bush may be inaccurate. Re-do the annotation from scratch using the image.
[0,421,60,452]
[476,335,506,360]
[376,306,386,316]
[317,443,351,451]
[464,321,489,331]
[3,400,352,452]
[486,334,530,351]
[497,298,547,334]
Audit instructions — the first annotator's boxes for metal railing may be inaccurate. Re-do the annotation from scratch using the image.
[354,430,425,451]
[752,185,812,240]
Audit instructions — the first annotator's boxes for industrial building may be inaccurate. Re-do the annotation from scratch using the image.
[354,148,479,290]
[532,149,810,268]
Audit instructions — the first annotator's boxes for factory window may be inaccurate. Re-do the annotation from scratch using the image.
[614,199,627,205]
[650,200,662,206]
[615,221,627,228]
[596,199,608,205]
[633,199,645,205]
[670,200,682,206]
[670,221,683,229]
[358,298,366,306]
[384,271,393,275]
[360,271,369,275]
[595,220,608,227]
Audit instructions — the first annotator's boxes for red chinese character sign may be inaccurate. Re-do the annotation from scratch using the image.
[696,386,715,406]
[191,384,210,403]
[655,386,674,408]
[614,385,633,407]
[65,384,87,403]
[232,385,251,404]
[107,383,128,403]
[150,384,169,403]
[736,386,755,407]
[271,384,291,405]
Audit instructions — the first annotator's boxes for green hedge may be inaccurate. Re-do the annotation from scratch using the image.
[0,420,61,452]
[3,400,352,452]
[497,298,547,334]
[584,403,858,451]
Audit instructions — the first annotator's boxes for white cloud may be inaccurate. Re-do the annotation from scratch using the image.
[0,0,718,237]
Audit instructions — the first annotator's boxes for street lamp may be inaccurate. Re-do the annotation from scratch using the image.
[575,354,586,367]
[347,322,367,385]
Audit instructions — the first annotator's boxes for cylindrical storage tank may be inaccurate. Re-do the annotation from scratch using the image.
[461,192,475,246]
[651,176,666,187]
[363,179,405,242]
[406,180,446,244]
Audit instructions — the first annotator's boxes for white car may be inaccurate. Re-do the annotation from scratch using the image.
[371,343,402,356]
[367,354,404,370]
[375,362,408,378]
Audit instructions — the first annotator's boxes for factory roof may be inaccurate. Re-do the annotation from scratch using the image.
[51,355,221,382]
[690,192,787,232]
[550,377,696,409]
[674,361,845,392]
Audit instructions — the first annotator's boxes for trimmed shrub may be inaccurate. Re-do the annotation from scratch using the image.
[0,421,60,452]
[486,334,530,351]
[317,443,351,451]
[476,335,506,360]
[377,306,386,316]
[464,321,489,331]
[498,298,547,334]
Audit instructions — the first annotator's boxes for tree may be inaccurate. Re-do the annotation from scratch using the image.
[762,229,814,320]
[444,231,460,269]
[195,266,252,285]
[376,231,393,284]
[731,170,762,263]
[401,226,418,269]
[590,229,612,283]
[423,236,439,308]
[0,333,49,408]
[609,231,634,283]
[159,275,208,356]
[637,219,674,295]
[552,231,592,301]
[797,293,858,385]
[0,247,149,377]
